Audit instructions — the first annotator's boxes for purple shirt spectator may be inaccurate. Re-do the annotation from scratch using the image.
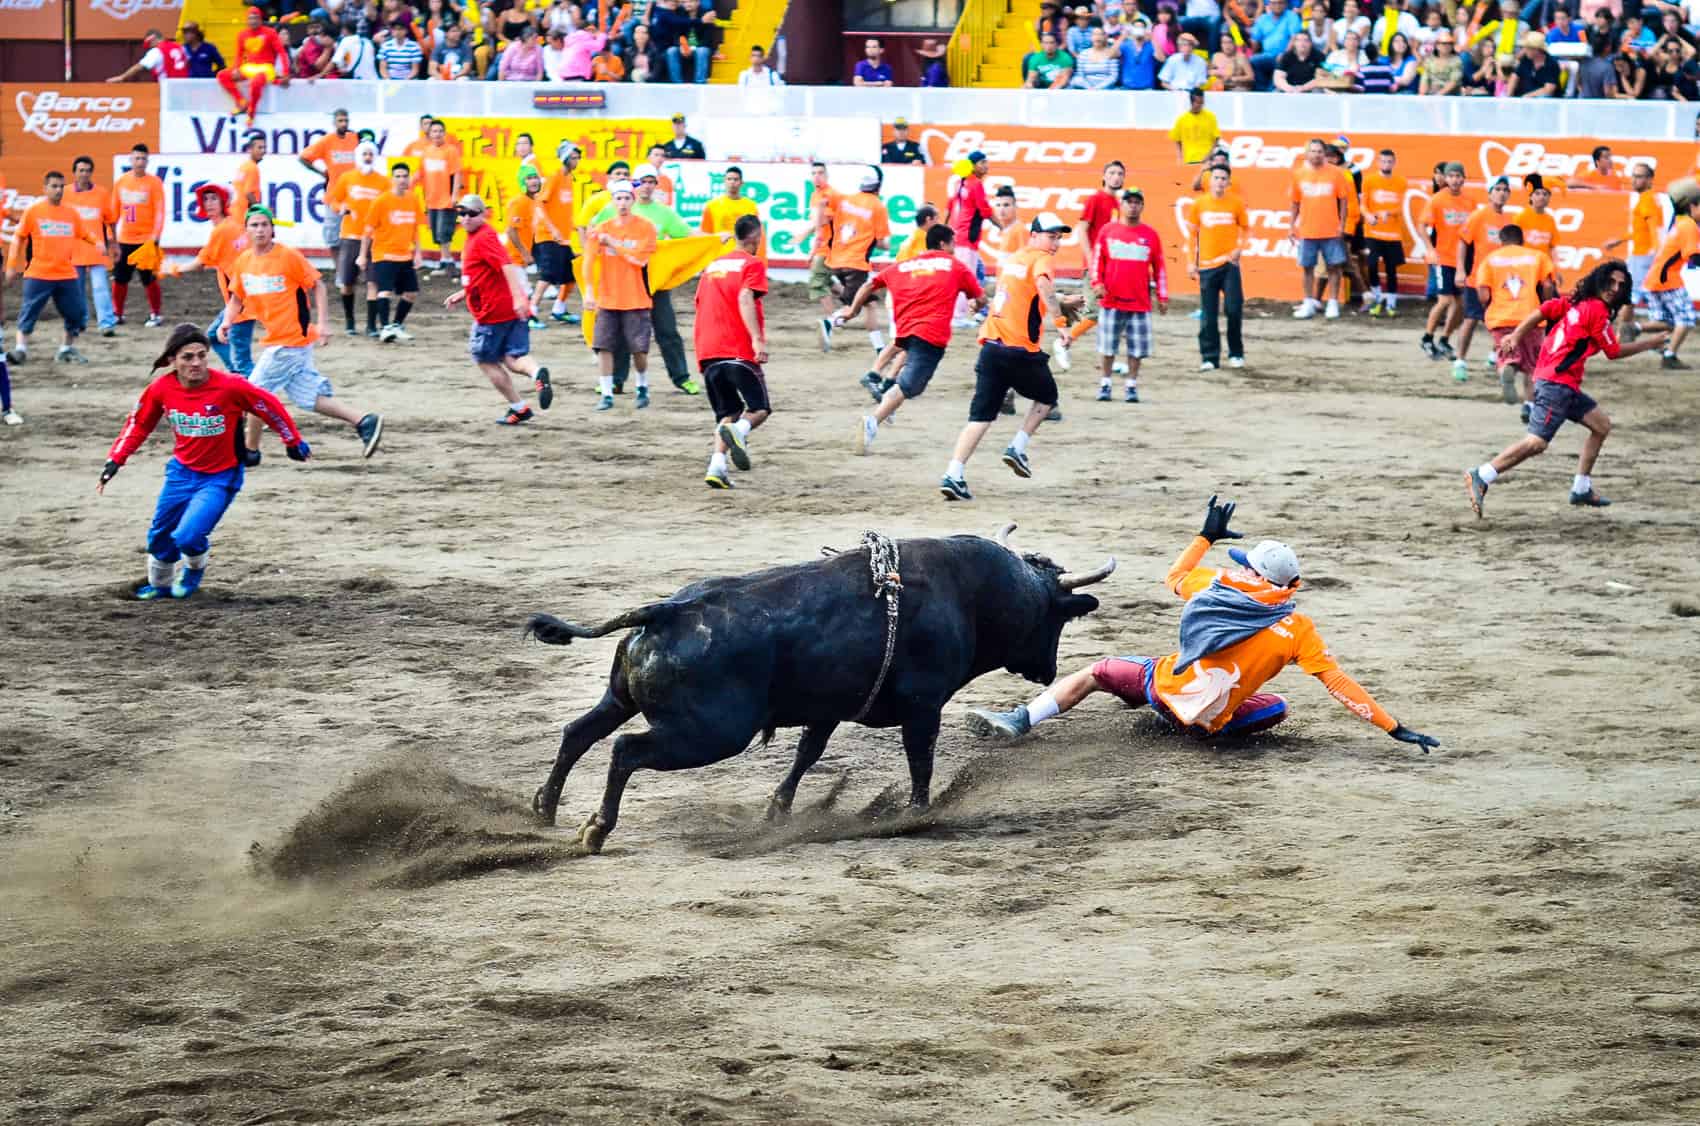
[856,60,895,83]
[854,38,895,86]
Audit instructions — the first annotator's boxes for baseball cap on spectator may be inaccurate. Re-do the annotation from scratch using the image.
[637,169,659,183]
[1229,541,1301,588]
[557,140,580,160]
[1490,176,1511,190]
[1443,160,1465,175]
[1122,187,1144,201]
[967,149,987,163]
[1030,212,1072,233]
[859,169,881,190]
[456,194,486,214]
[309,6,329,21]
[357,128,376,143]
[894,116,909,127]
[190,182,232,221]
[609,161,631,174]
[671,113,687,123]
[609,180,635,196]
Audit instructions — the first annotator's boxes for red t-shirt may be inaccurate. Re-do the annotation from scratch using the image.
[461,222,519,325]
[1092,222,1168,313]
[107,369,301,474]
[871,250,983,349]
[1533,296,1619,390]
[1080,189,1118,256]
[693,249,768,363]
[948,176,993,248]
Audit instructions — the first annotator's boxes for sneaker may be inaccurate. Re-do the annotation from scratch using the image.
[527,316,548,331]
[1324,300,1341,320]
[1227,356,1245,369]
[612,382,625,395]
[1000,390,1016,416]
[1520,402,1532,425]
[1096,384,1111,402]
[1293,301,1318,320]
[1368,300,1384,318]
[704,467,735,490]
[595,394,615,412]
[856,415,877,456]
[378,323,400,343]
[939,475,972,501]
[1464,467,1489,519]
[242,448,262,468]
[1437,339,1458,360]
[860,370,885,402]
[145,314,165,328]
[355,413,383,458]
[964,705,1032,740]
[392,326,415,342]
[5,347,25,365]
[535,367,553,410]
[1046,406,1063,422]
[1420,338,1439,360]
[1382,304,1398,318]
[1198,360,1217,372]
[1498,367,1518,405]
[1569,489,1611,507]
[498,406,535,426]
[717,420,751,470]
[635,387,650,409]
[1661,353,1689,370]
[135,582,169,601]
[550,310,580,325]
[171,568,206,600]
[3,409,22,426]
[818,317,833,352]
[1001,445,1033,479]
[344,322,358,335]
[1050,336,1072,371]
[1188,308,1202,321]
[1124,385,1140,404]
[114,315,127,326]
[677,379,701,395]
[365,327,381,339]
[1112,360,1129,375]
[55,346,89,365]
[950,317,976,330]
[1483,357,1497,375]
[101,326,117,338]
[1451,358,1469,383]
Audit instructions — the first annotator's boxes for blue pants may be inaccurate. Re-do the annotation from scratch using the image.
[78,264,117,331]
[18,277,87,337]
[208,309,255,376]
[667,44,711,83]
[147,459,243,564]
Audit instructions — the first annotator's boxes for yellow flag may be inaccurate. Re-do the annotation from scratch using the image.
[580,233,730,350]
[127,241,163,272]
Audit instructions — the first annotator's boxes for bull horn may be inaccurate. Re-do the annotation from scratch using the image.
[1058,556,1117,590]
[994,522,1017,548]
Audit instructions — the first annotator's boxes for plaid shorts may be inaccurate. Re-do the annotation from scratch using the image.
[1645,286,1696,328]
[249,344,333,410]
[1098,309,1151,358]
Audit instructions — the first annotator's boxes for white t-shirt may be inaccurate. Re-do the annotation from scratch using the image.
[1332,15,1372,46]
[738,65,784,87]
[333,34,379,80]
[138,45,166,76]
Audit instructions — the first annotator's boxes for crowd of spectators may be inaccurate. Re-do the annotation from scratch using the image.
[1020,0,1700,99]
[251,0,725,83]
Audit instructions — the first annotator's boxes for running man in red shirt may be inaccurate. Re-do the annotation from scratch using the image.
[443,194,552,426]
[947,149,996,325]
[966,496,1439,752]
[836,223,986,456]
[218,8,291,125]
[1071,159,1126,350]
[1465,259,1668,515]
[694,215,770,490]
[98,323,310,600]
[1091,188,1168,403]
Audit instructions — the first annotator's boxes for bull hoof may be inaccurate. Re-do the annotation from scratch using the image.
[764,792,793,822]
[576,816,608,855]
[531,786,559,827]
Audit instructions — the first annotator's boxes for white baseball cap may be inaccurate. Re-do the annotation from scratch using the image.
[1030,212,1072,234]
[1229,540,1301,588]
[609,180,635,196]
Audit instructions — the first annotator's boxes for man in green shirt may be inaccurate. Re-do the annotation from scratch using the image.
[593,169,698,394]
[1023,31,1074,88]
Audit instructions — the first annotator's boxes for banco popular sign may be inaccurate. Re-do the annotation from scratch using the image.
[0,83,159,191]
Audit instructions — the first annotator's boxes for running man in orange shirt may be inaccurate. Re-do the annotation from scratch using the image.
[360,163,426,344]
[415,119,463,279]
[6,170,97,368]
[1472,224,1557,410]
[68,155,118,337]
[108,144,167,327]
[1452,175,1515,382]
[226,206,384,460]
[1418,160,1479,364]
[234,131,266,211]
[938,213,1070,502]
[1287,139,1349,320]
[1188,166,1250,371]
[966,496,1440,752]
[326,141,388,336]
[587,181,658,411]
[1602,162,1660,336]
[1639,183,1700,369]
[826,170,892,355]
[1359,148,1409,318]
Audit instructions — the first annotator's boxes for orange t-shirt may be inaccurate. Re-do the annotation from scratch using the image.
[1646,214,1700,294]
[1459,204,1514,273]
[825,191,890,271]
[1190,192,1249,269]
[1576,168,1624,192]
[508,194,538,264]
[1359,171,1407,241]
[196,214,250,308]
[1516,208,1558,256]
[1629,191,1661,256]
[979,220,1025,275]
[66,183,110,266]
[234,158,262,208]
[896,227,930,263]
[363,190,425,262]
[302,131,361,177]
[1420,188,1480,268]
[1472,245,1555,329]
[109,171,165,245]
[230,243,319,347]
[415,142,462,210]
[646,170,676,206]
[7,200,93,281]
[1289,164,1348,240]
[327,169,388,240]
[540,169,576,246]
[812,185,844,254]
[980,244,1054,353]
[589,212,657,311]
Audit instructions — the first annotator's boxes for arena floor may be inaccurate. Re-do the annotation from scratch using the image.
[3,272,1698,1124]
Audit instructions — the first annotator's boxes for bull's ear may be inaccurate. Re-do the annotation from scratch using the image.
[1061,593,1099,618]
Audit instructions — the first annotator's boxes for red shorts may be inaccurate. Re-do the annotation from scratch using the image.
[1491,324,1541,375]
[1090,655,1287,738]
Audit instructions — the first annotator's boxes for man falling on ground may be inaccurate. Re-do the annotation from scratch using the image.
[360,163,425,343]
[696,215,772,490]
[218,7,291,125]
[445,194,552,426]
[1092,187,1167,404]
[966,496,1441,753]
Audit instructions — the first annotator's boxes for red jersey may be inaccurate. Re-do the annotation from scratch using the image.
[235,26,291,76]
[107,370,301,474]
[151,39,191,78]
[870,251,982,349]
[948,175,994,248]
[460,222,519,325]
[1079,189,1119,259]
[1532,296,1619,391]
[1093,222,1168,313]
[693,249,768,363]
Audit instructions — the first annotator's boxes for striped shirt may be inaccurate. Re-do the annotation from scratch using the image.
[379,37,424,79]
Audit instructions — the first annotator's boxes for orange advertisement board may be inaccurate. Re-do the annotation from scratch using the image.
[0,83,158,195]
[1,0,64,38]
[75,0,182,40]
[907,123,1697,299]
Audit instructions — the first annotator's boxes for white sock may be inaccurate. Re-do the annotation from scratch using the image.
[1386,294,1398,309]
[182,550,208,571]
[1477,463,1499,484]
[509,400,526,411]
[598,375,613,396]
[635,371,649,388]
[709,451,727,473]
[947,459,965,480]
[1126,378,1137,389]
[147,555,175,587]
[1011,430,1030,454]
[552,298,568,315]
[1099,375,1111,387]
[1026,692,1060,725]
[1573,473,1592,494]
[1664,348,1676,358]
[733,418,752,439]
[1368,286,1382,303]
[870,330,885,352]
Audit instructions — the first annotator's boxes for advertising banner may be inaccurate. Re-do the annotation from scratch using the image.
[0,0,63,38]
[117,153,332,253]
[1,84,158,192]
[75,0,180,39]
[160,110,417,158]
[908,122,1700,298]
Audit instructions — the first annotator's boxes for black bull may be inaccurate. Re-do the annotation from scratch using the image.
[523,526,1115,853]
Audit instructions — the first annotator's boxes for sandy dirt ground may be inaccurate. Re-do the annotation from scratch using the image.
[2,269,1699,1126]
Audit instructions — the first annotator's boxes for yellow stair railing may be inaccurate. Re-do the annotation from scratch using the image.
[968,0,1040,87]
[708,0,789,84]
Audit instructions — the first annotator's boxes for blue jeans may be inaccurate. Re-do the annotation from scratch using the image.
[78,264,116,330]
[208,309,255,376]
[147,459,243,564]
[667,44,711,83]
[18,277,87,337]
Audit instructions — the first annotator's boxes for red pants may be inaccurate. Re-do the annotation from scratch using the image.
[217,66,272,114]
[1090,655,1288,738]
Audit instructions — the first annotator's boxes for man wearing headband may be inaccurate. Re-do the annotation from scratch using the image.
[226,206,383,460]
[587,182,659,411]
[325,141,388,336]
[360,163,425,344]
[967,497,1440,754]
[218,8,291,125]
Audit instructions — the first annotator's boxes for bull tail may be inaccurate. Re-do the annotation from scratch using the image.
[524,603,672,646]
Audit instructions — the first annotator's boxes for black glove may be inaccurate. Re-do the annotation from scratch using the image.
[99,460,120,485]
[1389,724,1440,753]
[1200,494,1243,543]
[286,440,312,463]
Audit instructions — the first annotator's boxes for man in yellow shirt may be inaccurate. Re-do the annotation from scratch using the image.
[700,166,762,256]
[1169,90,1220,165]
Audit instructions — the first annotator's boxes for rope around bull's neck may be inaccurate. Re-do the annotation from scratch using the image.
[822,532,902,722]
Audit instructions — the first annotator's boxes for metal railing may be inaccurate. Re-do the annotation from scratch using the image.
[948,0,1008,91]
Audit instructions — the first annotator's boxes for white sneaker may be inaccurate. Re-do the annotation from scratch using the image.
[1198,360,1217,371]
[1324,300,1341,320]
[857,415,877,455]
[391,326,414,342]
[1050,336,1072,371]
[951,317,976,329]
[1228,356,1246,369]
[2,408,21,426]
[1293,301,1318,320]
[378,323,400,343]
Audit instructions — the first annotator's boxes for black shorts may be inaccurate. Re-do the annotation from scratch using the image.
[1460,283,1486,322]
[1366,238,1405,270]
[372,260,419,295]
[896,337,947,399]
[534,240,574,287]
[1430,264,1459,297]
[703,359,770,419]
[428,208,458,250]
[112,243,156,286]
[969,340,1057,422]
[335,238,363,289]
[832,268,869,301]
[1527,380,1598,443]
